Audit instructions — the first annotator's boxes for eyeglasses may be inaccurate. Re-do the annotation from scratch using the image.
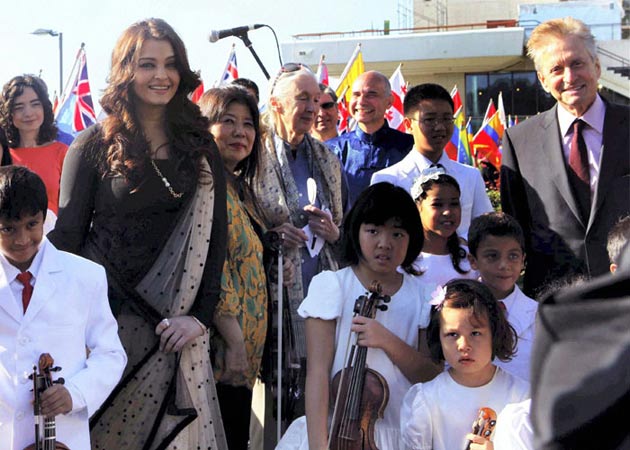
[320,101,336,110]
[269,62,312,96]
[416,117,455,128]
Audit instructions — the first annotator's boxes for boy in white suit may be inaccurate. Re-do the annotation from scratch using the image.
[371,83,492,237]
[0,166,127,450]
[468,212,538,382]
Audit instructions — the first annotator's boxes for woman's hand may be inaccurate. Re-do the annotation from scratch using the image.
[270,222,308,249]
[304,204,340,243]
[350,316,392,350]
[155,316,206,353]
[220,338,250,386]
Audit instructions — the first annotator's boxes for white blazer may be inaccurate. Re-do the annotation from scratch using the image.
[494,285,538,382]
[0,239,127,450]
[371,150,493,237]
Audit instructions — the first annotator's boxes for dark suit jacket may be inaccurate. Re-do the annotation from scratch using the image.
[500,101,630,297]
[531,267,630,450]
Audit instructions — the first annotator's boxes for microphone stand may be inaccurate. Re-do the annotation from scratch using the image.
[236,32,271,80]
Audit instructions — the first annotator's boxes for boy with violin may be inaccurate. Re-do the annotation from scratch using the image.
[0,166,127,450]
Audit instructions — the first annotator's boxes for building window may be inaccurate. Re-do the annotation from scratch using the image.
[465,72,555,130]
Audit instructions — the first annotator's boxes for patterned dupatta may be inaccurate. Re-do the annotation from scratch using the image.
[90,158,227,450]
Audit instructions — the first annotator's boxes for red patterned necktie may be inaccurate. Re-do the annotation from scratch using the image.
[16,271,33,312]
[568,119,591,220]
[569,119,590,185]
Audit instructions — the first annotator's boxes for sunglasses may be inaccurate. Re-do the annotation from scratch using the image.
[270,62,312,96]
[320,101,336,110]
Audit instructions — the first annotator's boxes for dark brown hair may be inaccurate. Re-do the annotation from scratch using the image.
[342,182,423,275]
[0,75,57,147]
[0,165,48,221]
[418,174,468,274]
[426,279,517,364]
[99,18,212,187]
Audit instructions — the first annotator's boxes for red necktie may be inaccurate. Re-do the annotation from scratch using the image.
[498,300,508,319]
[568,119,591,220]
[569,119,590,185]
[16,271,33,312]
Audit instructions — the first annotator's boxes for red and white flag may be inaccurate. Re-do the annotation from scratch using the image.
[316,55,329,86]
[190,76,204,104]
[450,85,463,115]
[385,64,407,132]
[337,94,350,134]
[218,45,238,85]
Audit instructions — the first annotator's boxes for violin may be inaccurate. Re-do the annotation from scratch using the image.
[329,281,390,450]
[24,353,70,450]
[464,407,497,450]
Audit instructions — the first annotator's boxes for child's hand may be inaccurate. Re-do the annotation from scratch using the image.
[351,316,391,349]
[40,384,72,418]
[465,433,494,450]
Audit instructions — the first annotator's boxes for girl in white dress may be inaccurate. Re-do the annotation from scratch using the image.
[400,279,529,450]
[411,167,478,286]
[276,182,441,450]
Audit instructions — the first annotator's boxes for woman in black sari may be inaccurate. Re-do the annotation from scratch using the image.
[48,18,228,449]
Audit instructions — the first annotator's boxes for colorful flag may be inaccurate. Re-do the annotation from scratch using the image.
[218,45,238,85]
[444,85,463,160]
[55,47,96,145]
[337,92,350,134]
[385,64,406,132]
[450,85,463,115]
[316,55,329,86]
[52,93,58,115]
[472,111,504,168]
[190,76,205,104]
[455,113,472,166]
[335,44,364,104]
[497,91,507,129]
[481,98,496,125]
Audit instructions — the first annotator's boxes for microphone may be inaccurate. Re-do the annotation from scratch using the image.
[209,24,264,43]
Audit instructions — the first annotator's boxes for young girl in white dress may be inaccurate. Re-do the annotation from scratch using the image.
[411,167,478,286]
[400,279,529,450]
[276,182,442,450]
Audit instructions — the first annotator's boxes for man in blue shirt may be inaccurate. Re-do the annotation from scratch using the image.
[326,71,413,204]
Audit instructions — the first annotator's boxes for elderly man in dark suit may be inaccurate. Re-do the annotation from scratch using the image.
[500,17,630,297]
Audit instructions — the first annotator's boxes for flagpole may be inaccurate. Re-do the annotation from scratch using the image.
[60,44,84,101]
[336,43,361,88]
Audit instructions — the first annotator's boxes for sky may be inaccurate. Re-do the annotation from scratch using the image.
[0,0,398,115]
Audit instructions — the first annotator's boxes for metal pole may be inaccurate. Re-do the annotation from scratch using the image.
[276,234,284,444]
[58,32,63,96]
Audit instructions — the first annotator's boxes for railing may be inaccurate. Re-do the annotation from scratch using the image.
[291,21,520,40]
[598,46,630,68]
[292,21,629,41]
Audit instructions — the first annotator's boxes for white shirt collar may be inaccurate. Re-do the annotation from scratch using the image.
[410,150,452,172]
[557,94,606,137]
[0,237,46,282]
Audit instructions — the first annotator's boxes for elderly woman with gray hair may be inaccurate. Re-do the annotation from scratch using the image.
[255,63,347,422]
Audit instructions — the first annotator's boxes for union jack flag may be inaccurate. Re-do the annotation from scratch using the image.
[220,47,238,85]
[55,47,97,145]
[72,50,97,132]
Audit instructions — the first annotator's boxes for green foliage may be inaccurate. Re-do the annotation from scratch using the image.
[487,188,501,212]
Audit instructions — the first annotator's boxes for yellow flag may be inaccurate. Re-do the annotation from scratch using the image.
[335,44,364,104]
